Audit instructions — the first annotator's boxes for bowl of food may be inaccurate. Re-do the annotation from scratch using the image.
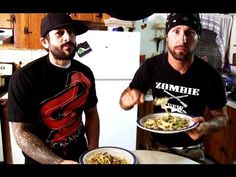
[79,146,138,164]
[137,112,199,134]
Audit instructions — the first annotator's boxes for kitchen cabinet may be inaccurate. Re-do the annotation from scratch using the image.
[14,13,47,49]
[13,13,110,49]
[0,13,14,29]
[0,13,14,45]
[70,13,109,31]
[136,101,154,150]
[204,105,236,164]
[70,13,110,23]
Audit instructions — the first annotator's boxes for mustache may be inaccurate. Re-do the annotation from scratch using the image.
[61,42,76,48]
[175,45,187,48]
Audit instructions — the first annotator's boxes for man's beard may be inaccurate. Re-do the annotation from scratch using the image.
[50,43,76,61]
[168,45,194,61]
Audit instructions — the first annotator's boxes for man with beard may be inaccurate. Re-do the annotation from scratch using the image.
[7,13,100,164]
[119,13,228,163]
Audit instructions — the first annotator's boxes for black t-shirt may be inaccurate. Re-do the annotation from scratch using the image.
[130,53,227,147]
[7,55,98,163]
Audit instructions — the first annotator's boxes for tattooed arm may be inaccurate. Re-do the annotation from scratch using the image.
[187,105,228,140]
[11,122,79,164]
[204,105,229,134]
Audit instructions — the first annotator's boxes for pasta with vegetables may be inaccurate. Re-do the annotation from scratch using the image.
[143,113,190,131]
[85,152,128,164]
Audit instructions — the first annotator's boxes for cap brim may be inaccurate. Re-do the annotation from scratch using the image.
[71,21,88,35]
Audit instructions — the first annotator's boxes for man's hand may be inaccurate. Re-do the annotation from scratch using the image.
[186,116,206,140]
[119,87,145,110]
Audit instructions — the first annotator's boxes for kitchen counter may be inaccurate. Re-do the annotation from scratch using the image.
[133,150,199,164]
[226,98,236,109]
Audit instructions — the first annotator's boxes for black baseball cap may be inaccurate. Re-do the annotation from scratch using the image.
[40,13,88,37]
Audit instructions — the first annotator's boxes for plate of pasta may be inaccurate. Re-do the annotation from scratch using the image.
[79,146,138,164]
[137,112,199,134]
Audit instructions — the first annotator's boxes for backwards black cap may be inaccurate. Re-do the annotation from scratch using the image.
[165,13,201,35]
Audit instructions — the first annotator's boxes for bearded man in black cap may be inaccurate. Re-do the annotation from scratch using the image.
[8,13,100,164]
[119,13,228,163]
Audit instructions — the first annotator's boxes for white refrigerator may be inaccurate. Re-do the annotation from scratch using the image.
[75,30,141,150]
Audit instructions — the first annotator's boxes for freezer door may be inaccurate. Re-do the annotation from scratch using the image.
[76,30,140,80]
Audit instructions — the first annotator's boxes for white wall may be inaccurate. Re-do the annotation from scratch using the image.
[133,13,168,58]
[0,48,47,66]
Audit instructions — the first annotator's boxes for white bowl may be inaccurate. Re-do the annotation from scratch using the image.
[79,146,138,164]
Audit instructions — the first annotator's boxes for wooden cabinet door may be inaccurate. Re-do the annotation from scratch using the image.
[204,129,226,163]
[136,102,154,149]
[14,13,46,49]
[221,106,236,164]
[92,13,105,23]
[0,13,14,28]
[70,13,94,21]
[70,13,109,31]
[204,105,236,164]
[203,106,226,163]
[28,14,46,49]
[70,13,110,23]
[14,13,27,48]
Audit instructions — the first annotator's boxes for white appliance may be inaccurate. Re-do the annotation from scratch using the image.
[0,28,13,45]
[0,120,4,162]
[76,30,141,150]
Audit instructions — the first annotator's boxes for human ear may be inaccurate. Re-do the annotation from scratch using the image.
[165,35,168,42]
[40,37,49,49]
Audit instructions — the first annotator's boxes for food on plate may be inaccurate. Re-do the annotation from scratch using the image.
[143,113,190,131]
[85,152,128,164]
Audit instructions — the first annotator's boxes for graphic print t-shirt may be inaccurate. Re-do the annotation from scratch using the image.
[8,55,98,162]
[130,53,226,147]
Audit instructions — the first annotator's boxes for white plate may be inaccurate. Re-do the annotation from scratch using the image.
[137,112,199,134]
[79,146,138,164]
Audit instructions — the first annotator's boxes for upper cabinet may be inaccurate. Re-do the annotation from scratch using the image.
[12,13,110,49]
[14,13,47,49]
[0,13,15,45]
[0,13,14,28]
[70,13,110,31]
[70,13,110,23]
